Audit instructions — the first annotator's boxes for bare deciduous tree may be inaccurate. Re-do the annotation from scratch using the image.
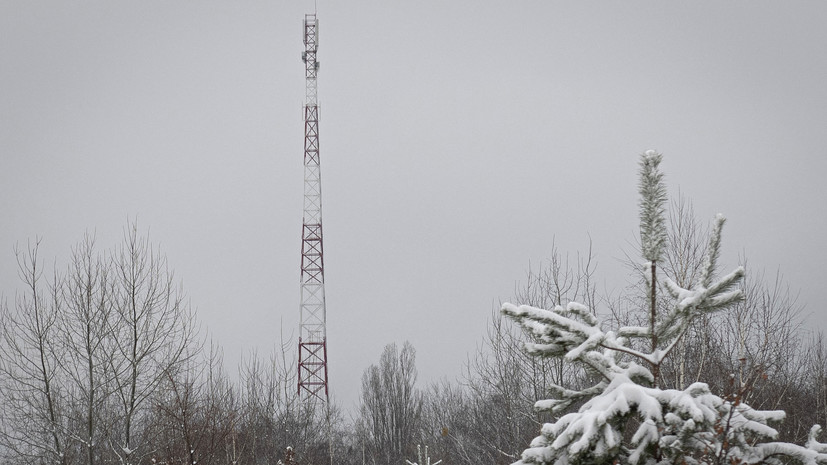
[107,223,198,465]
[358,341,422,465]
[59,234,114,465]
[0,240,68,465]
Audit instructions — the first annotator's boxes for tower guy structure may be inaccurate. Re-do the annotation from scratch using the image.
[297,13,329,403]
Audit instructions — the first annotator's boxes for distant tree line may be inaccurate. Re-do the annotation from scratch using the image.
[0,224,338,465]
[2,194,825,465]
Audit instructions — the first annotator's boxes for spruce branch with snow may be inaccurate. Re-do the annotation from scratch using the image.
[502,151,827,465]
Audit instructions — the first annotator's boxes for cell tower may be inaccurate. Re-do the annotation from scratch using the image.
[297,13,329,403]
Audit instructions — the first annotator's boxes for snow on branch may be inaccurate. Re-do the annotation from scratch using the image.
[503,285,827,464]
[639,150,667,263]
[500,152,827,464]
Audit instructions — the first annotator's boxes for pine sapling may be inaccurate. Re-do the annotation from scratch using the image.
[502,151,827,465]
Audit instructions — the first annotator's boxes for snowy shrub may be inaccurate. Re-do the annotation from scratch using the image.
[502,151,827,465]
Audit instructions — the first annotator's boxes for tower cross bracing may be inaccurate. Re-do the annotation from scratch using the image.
[297,13,329,403]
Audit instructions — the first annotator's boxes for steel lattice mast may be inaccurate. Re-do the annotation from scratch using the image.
[298,13,329,403]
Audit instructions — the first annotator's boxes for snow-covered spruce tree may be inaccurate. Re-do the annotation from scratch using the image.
[502,151,827,465]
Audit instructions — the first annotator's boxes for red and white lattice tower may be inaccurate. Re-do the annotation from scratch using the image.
[297,13,329,403]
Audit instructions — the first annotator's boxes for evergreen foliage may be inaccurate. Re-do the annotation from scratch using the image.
[638,150,668,264]
[502,152,827,465]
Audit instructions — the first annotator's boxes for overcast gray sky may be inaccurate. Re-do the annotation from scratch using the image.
[2,1,826,409]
